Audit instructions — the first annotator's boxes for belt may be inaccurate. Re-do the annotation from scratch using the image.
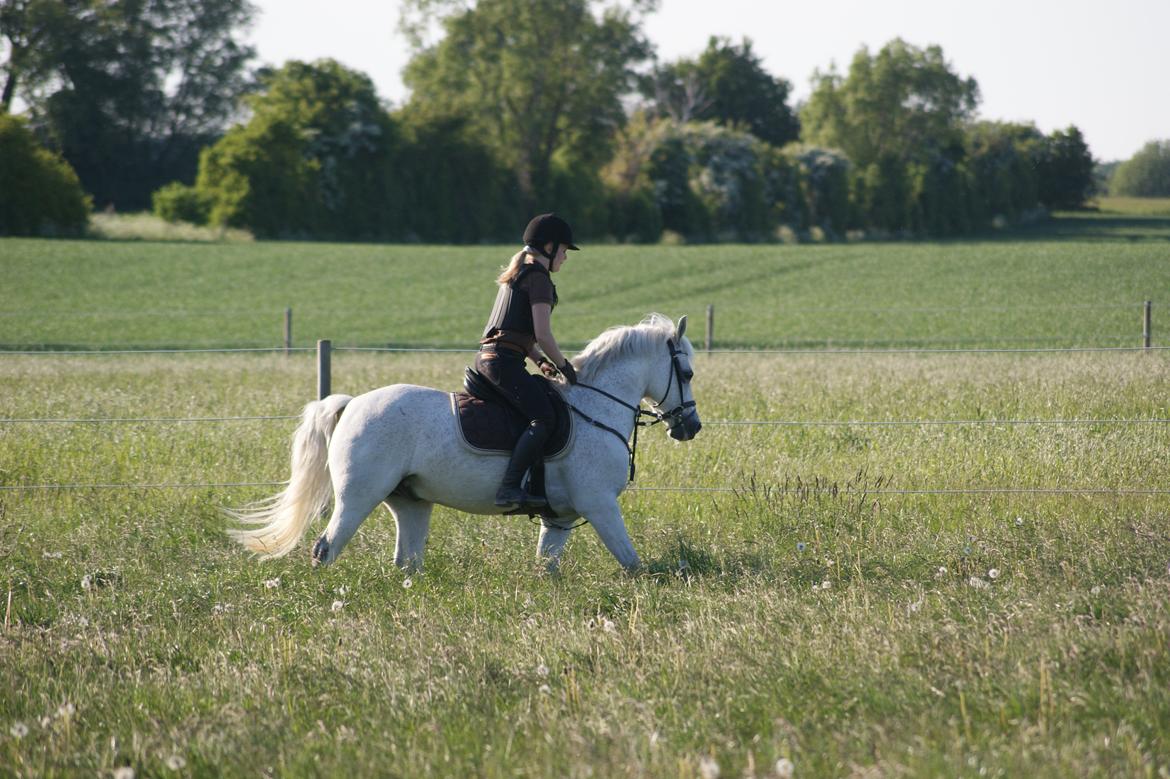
[479,342,526,357]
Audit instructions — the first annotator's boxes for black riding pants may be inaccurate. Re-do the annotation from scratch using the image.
[474,349,554,426]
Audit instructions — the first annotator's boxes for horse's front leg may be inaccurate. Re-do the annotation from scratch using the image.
[536,521,573,572]
[579,499,641,573]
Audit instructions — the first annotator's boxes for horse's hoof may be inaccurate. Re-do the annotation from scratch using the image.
[311,535,330,567]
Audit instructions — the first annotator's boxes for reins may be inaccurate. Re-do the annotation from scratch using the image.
[568,381,663,483]
[565,337,695,483]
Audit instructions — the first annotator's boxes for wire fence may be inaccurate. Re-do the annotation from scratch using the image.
[3,303,1167,499]
[0,299,1158,354]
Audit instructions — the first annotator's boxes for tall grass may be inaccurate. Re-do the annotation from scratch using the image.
[2,351,1168,776]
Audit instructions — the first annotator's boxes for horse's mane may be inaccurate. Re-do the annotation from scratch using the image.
[571,313,682,383]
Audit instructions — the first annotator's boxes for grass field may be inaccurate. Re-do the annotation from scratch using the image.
[4,208,1170,352]
[3,210,1170,777]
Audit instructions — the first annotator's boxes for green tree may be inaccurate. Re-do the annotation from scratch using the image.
[400,0,654,210]
[646,36,799,147]
[1,0,255,209]
[1110,139,1170,197]
[964,121,1044,224]
[802,39,979,233]
[0,112,89,235]
[802,39,978,169]
[195,60,402,239]
[1036,125,1094,209]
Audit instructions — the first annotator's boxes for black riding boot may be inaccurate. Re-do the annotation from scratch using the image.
[495,420,550,510]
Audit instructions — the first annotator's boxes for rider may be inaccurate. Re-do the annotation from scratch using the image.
[477,213,579,510]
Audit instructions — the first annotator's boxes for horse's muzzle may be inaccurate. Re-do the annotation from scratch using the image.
[666,407,701,441]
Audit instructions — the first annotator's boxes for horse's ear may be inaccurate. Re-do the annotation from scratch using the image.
[676,315,688,341]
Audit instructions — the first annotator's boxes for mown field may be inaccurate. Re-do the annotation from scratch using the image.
[3,211,1170,777]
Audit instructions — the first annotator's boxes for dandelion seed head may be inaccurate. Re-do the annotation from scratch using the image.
[264,578,280,590]
[699,755,721,779]
[987,568,1001,580]
[165,755,186,771]
[1015,517,1024,526]
[9,722,28,739]
[775,757,795,779]
[821,579,832,590]
[536,663,550,678]
[331,600,344,612]
[56,703,75,719]
[402,578,413,590]
[603,619,617,633]
[336,585,349,597]
[1091,585,1102,595]
[113,767,135,779]
[538,684,551,695]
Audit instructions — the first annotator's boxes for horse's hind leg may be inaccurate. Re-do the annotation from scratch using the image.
[385,496,433,572]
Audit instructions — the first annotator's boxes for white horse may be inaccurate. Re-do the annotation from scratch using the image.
[228,314,701,573]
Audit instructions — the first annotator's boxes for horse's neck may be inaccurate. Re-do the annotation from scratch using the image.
[568,361,647,429]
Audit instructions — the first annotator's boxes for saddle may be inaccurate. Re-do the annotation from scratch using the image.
[452,368,572,457]
[452,368,573,511]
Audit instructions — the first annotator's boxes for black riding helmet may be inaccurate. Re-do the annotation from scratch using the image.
[523,213,580,262]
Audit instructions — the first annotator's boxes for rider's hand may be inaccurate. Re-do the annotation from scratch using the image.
[536,357,558,378]
[559,361,577,385]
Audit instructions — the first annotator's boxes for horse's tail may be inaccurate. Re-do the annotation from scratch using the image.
[226,394,353,559]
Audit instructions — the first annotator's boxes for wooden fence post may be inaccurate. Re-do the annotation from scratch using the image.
[317,339,331,399]
[1143,300,1152,349]
[284,307,292,355]
[705,304,714,354]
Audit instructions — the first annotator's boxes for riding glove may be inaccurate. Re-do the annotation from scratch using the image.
[559,361,577,385]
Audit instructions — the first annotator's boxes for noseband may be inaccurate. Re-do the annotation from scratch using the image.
[569,338,696,482]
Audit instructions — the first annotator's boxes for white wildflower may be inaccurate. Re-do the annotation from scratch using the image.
[336,585,349,597]
[699,755,721,779]
[331,600,344,613]
[1015,517,1024,526]
[9,722,28,738]
[987,568,1001,580]
[811,583,820,592]
[164,755,186,771]
[1091,585,1102,595]
[264,578,280,590]
[602,619,617,633]
[775,757,795,778]
[113,767,135,779]
[968,577,988,590]
[402,578,413,590]
[56,703,75,719]
[535,663,550,678]
[820,580,832,590]
[935,566,947,579]
[538,684,551,695]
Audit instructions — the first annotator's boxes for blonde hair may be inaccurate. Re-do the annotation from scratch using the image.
[497,248,536,285]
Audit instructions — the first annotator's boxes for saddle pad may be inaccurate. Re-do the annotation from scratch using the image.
[451,392,572,458]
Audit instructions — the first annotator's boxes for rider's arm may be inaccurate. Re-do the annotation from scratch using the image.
[531,303,567,367]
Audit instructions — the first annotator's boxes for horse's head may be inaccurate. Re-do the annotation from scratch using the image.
[646,315,702,441]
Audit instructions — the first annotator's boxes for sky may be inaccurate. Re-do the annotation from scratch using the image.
[245,0,1169,162]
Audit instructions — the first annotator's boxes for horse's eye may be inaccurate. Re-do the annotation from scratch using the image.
[683,369,694,382]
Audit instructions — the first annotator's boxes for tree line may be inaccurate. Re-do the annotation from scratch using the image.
[2,0,1145,242]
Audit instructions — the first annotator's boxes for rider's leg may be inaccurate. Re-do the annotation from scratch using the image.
[495,419,550,509]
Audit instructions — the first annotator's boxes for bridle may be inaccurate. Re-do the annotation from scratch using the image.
[568,337,696,483]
